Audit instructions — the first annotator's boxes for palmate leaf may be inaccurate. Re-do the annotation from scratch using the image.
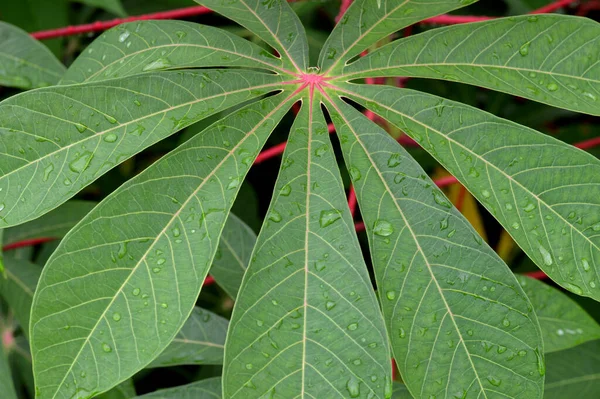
[149,307,227,367]
[324,94,544,398]
[210,213,256,299]
[196,0,309,74]
[338,83,600,300]
[318,0,478,75]
[517,276,600,353]
[2,201,96,246]
[0,70,283,228]
[0,22,66,89]
[134,377,221,399]
[544,340,600,398]
[29,92,297,399]
[224,97,392,398]
[341,15,600,116]
[60,20,290,85]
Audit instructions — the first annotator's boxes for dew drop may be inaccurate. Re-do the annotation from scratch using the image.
[245,363,253,370]
[314,144,328,157]
[104,133,118,143]
[142,58,173,72]
[319,209,341,228]
[133,100,141,106]
[524,203,536,212]
[280,184,292,196]
[69,152,94,173]
[547,82,558,92]
[511,222,520,230]
[132,288,141,296]
[481,189,491,199]
[564,283,583,295]
[502,318,510,327]
[386,290,396,300]
[325,301,336,310]
[74,123,87,133]
[104,114,117,124]
[538,245,553,266]
[387,153,401,167]
[582,258,590,272]
[102,343,112,353]
[519,42,530,56]
[348,167,362,182]
[399,328,406,338]
[346,376,360,398]
[468,167,480,178]
[487,376,502,387]
[268,210,282,222]
[373,219,394,237]
[432,191,452,208]
[43,164,54,182]
[118,31,130,42]
[112,313,121,322]
[347,322,358,331]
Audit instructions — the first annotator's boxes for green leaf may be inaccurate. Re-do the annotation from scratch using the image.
[0,70,283,228]
[98,380,137,399]
[224,96,392,398]
[341,15,600,116]
[149,307,227,367]
[8,336,35,398]
[29,92,296,399]
[0,21,66,89]
[0,336,18,399]
[210,213,256,299]
[70,0,127,17]
[338,82,600,301]
[544,340,600,398]
[3,201,96,247]
[195,0,309,73]
[134,377,221,399]
[392,381,413,399]
[325,94,545,399]
[60,20,290,85]
[517,276,600,353]
[319,0,478,75]
[0,256,40,338]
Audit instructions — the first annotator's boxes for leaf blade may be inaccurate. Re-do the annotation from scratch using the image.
[134,377,221,399]
[544,340,600,398]
[29,92,296,399]
[223,96,392,398]
[341,15,600,115]
[325,93,545,399]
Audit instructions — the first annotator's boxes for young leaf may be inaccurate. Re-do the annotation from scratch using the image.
[0,21,66,89]
[337,83,600,300]
[545,340,600,398]
[210,213,256,299]
[2,201,96,246]
[224,97,392,398]
[0,333,18,399]
[0,70,283,228]
[341,15,600,116]
[60,20,290,84]
[134,377,221,399]
[149,307,227,367]
[29,92,296,399]
[319,0,477,75]
[195,0,308,73]
[325,95,545,399]
[0,256,40,338]
[517,276,600,353]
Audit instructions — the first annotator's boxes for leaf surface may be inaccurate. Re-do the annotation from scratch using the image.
[29,92,295,399]
[319,0,477,75]
[517,276,600,353]
[544,340,600,398]
[392,381,413,399]
[210,213,256,299]
[149,307,227,367]
[196,0,308,73]
[0,21,65,89]
[61,20,290,84]
[224,96,391,398]
[134,377,221,399]
[0,70,282,228]
[325,94,544,399]
[338,82,600,300]
[341,15,600,115]
[0,343,18,399]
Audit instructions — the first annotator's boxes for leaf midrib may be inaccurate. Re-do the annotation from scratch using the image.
[322,89,490,398]
[33,90,296,399]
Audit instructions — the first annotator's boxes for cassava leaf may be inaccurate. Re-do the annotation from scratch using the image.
[319,0,478,75]
[98,380,136,399]
[2,201,96,247]
[338,82,600,301]
[0,333,18,399]
[149,307,227,367]
[210,213,256,299]
[517,276,600,353]
[224,96,392,399]
[0,70,283,228]
[0,256,40,339]
[0,21,66,89]
[195,0,308,73]
[341,15,600,116]
[29,92,296,399]
[60,20,290,85]
[70,0,127,17]
[134,377,221,399]
[544,340,600,398]
[325,94,545,398]
[392,381,413,399]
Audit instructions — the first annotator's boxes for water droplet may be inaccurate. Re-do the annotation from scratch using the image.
[497,345,507,354]
[227,177,240,190]
[564,283,583,295]
[373,219,394,236]
[582,258,590,272]
[175,30,187,39]
[524,203,536,212]
[104,114,117,124]
[268,210,282,222]
[432,191,452,208]
[69,152,94,173]
[394,172,406,184]
[142,58,173,72]
[172,227,181,237]
[502,318,510,327]
[43,164,54,182]
[104,133,118,143]
[505,203,513,211]
[314,144,328,157]
[538,245,553,266]
[117,242,128,259]
[74,123,87,133]
[583,92,597,101]
[118,31,130,42]
[112,313,121,322]
[325,301,336,310]
[161,303,168,309]
[467,329,474,336]
[386,290,396,300]
[519,42,530,56]
[348,167,361,182]
[347,322,358,331]
[387,153,401,167]
[511,222,520,230]
[102,343,112,353]
[399,328,406,338]
[468,167,480,178]
[535,348,545,376]
[280,184,292,196]
[319,209,341,228]
[487,376,502,387]
[518,350,527,356]
[245,363,253,370]
[132,288,141,296]
[346,376,360,398]
[481,189,491,199]
[133,100,141,106]
[547,82,558,92]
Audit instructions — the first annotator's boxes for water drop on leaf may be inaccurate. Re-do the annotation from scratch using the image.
[373,219,394,236]
[319,209,341,228]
